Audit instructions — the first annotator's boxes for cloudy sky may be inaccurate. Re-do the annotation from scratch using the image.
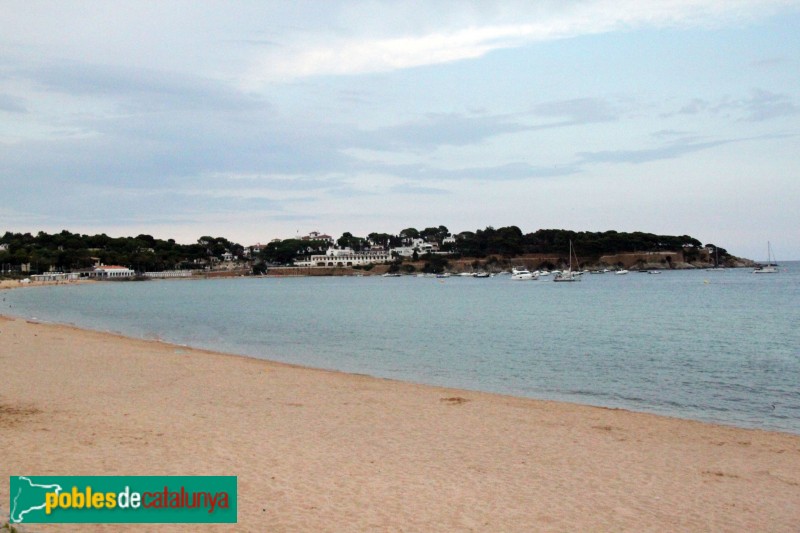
[2,1,799,259]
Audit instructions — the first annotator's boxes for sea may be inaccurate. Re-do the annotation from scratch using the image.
[3,263,799,434]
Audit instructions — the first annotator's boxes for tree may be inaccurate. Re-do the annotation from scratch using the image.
[261,239,306,265]
[400,227,419,240]
[421,225,450,243]
[337,232,365,251]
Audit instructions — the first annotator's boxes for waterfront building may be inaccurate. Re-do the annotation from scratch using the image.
[294,247,392,267]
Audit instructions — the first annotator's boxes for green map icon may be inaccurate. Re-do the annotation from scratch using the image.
[9,476,63,523]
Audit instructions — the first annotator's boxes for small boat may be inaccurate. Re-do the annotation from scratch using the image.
[511,267,537,280]
[553,241,581,282]
[473,272,491,278]
[615,270,629,275]
[648,270,662,275]
[382,272,401,277]
[753,241,779,274]
[436,272,451,278]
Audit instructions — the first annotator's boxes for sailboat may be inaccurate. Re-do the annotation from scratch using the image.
[753,242,779,274]
[706,246,725,271]
[553,240,580,282]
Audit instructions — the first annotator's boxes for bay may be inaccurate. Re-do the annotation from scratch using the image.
[4,264,799,434]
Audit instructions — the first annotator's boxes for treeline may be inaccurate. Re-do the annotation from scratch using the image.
[258,226,711,265]
[0,230,242,273]
[1,227,716,274]
[453,227,706,259]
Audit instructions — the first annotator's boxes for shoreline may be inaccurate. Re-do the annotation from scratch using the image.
[5,311,796,437]
[2,275,797,437]
[2,315,799,531]
[3,311,798,439]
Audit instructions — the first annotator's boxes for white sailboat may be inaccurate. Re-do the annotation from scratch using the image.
[553,241,580,282]
[753,242,779,274]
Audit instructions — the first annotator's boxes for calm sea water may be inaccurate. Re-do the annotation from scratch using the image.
[3,264,799,434]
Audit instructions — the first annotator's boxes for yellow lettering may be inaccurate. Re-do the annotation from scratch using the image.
[45,492,58,515]
[106,492,117,508]
[71,486,85,509]
[59,493,71,509]
[92,491,105,508]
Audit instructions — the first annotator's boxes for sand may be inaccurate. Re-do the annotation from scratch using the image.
[1,315,799,532]
[0,279,95,290]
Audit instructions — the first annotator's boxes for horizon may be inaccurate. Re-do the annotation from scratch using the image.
[2,2,799,262]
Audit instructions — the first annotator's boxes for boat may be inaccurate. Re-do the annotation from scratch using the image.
[511,267,536,280]
[553,241,581,282]
[753,242,779,274]
[382,272,401,277]
[706,247,726,271]
[473,271,491,278]
[615,269,629,275]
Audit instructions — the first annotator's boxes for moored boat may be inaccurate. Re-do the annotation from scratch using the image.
[511,267,536,280]
[553,240,581,282]
[753,241,779,274]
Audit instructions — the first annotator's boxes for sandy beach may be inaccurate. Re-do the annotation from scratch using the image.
[1,314,799,532]
[0,279,96,291]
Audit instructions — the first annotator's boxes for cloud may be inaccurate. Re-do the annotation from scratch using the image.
[22,61,265,113]
[4,184,287,228]
[436,162,580,181]
[357,160,579,182]
[352,98,619,151]
[0,93,26,113]
[674,98,710,116]
[243,0,796,83]
[355,113,530,150]
[533,97,620,125]
[388,183,450,195]
[666,90,798,121]
[740,89,798,121]
[576,137,735,165]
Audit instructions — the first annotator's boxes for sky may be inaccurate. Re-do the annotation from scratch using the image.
[1,1,799,260]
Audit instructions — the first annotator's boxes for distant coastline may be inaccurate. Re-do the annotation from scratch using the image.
[1,227,756,280]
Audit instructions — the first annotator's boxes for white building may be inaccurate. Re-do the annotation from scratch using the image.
[390,239,441,257]
[302,231,334,243]
[31,272,80,282]
[295,247,392,267]
[90,266,135,279]
[143,270,194,279]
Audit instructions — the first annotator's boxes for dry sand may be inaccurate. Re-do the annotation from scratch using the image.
[1,314,799,532]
